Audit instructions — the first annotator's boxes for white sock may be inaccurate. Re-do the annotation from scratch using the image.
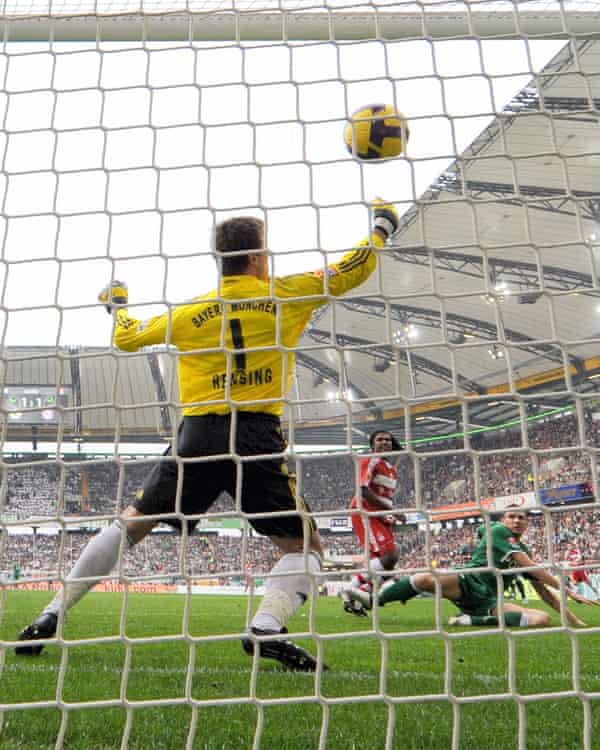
[370,557,387,582]
[44,521,130,617]
[252,552,321,632]
[350,571,370,589]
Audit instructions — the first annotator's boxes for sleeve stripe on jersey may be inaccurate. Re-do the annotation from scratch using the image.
[337,249,370,271]
[373,474,396,489]
[337,249,373,273]
[500,550,519,563]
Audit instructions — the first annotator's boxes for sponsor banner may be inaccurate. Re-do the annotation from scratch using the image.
[540,482,594,506]
[329,516,351,531]
[321,513,424,530]
[197,517,242,529]
[316,516,352,532]
[184,584,266,595]
[430,501,486,521]
[429,483,594,521]
[96,581,178,594]
[6,581,178,594]
[483,492,537,512]
[5,581,60,592]
[431,493,536,521]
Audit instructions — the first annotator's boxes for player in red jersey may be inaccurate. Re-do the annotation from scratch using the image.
[566,548,599,598]
[342,430,405,616]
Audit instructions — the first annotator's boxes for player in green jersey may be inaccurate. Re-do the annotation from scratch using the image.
[346,508,598,627]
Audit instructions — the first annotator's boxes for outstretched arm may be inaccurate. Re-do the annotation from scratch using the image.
[327,200,399,298]
[530,579,587,627]
[275,200,400,309]
[512,551,600,608]
[98,280,169,352]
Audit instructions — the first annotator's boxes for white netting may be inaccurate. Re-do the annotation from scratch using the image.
[0,2,598,43]
[1,0,595,10]
[0,2,599,749]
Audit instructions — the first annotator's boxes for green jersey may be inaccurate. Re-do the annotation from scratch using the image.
[464,523,531,591]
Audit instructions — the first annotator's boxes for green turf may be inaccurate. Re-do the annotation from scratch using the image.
[1,591,599,749]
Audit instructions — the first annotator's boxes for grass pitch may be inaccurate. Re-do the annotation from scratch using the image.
[1,591,599,749]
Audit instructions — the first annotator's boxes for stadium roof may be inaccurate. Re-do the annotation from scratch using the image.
[295,37,600,442]
[2,39,600,448]
[1,346,170,441]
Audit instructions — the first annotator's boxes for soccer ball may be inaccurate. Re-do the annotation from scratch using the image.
[344,104,409,160]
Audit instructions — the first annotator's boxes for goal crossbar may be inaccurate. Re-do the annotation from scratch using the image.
[1,9,599,42]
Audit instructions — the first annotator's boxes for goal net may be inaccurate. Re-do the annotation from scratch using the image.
[1,2,600,748]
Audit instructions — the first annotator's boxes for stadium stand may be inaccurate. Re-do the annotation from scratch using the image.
[2,411,599,520]
[4,510,598,583]
[2,411,598,585]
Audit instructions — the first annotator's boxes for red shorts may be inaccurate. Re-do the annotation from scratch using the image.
[572,570,589,584]
[351,506,397,558]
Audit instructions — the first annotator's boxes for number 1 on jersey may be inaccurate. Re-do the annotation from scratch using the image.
[229,318,247,370]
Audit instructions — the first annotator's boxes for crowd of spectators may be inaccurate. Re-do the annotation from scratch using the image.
[3,507,598,583]
[1,530,280,582]
[320,508,600,569]
[1,412,599,583]
[2,412,599,522]
[3,460,143,520]
[298,412,600,513]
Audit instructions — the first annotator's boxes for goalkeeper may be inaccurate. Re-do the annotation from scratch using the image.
[346,508,599,628]
[16,200,400,670]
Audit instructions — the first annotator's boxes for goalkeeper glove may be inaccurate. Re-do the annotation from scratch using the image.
[371,198,399,241]
[98,280,128,313]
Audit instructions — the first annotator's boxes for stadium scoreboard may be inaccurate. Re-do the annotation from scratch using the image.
[2,385,73,425]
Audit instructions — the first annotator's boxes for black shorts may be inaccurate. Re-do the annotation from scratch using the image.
[134,412,312,539]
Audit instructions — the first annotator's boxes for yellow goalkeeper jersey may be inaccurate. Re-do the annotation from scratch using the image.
[114,235,383,416]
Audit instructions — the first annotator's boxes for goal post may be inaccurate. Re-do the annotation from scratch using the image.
[0,1,599,749]
[0,6,599,42]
